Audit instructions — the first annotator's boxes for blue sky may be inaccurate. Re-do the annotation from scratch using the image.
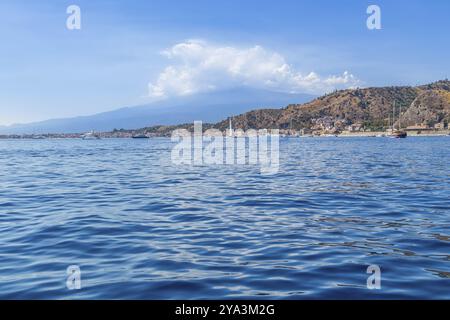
[0,0,449,125]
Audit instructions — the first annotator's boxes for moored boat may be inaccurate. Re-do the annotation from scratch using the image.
[388,101,407,139]
[82,131,101,140]
[389,130,407,138]
[132,134,149,139]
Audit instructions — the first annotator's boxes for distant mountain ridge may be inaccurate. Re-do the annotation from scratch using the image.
[0,88,315,134]
[2,80,449,135]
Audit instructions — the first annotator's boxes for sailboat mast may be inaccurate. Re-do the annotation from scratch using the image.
[392,101,396,131]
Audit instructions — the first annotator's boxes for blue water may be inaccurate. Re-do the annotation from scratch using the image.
[0,137,449,299]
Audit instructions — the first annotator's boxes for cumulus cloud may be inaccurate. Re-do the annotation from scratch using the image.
[148,40,360,98]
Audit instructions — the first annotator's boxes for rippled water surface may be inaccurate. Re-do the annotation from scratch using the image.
[0,137,449,299]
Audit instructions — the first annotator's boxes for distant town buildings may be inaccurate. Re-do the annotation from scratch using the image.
[403,122,448,132]
[0,119,448,140]
[434,122,445,130]
[405,124,432,131]
[346,123,364,132]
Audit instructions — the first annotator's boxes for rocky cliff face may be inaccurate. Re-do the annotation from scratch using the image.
[215,80,450,131]
[401,89,450,127]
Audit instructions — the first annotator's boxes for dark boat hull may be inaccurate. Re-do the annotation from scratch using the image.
[389,131,407,138]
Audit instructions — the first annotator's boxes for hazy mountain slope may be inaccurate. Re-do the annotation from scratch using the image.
[0,88,315,134]
[3,80,449,135]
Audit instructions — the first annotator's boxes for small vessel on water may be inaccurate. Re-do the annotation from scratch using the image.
[82,131,101,140]
[390,130,407,139]
[388,102,407,139]
[226,116,244,138]
[322,134,338,137]
[31,135,46,140]
[228,117,234,137]
[132,134,149,139]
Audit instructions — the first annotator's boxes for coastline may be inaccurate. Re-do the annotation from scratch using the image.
[1,129,450,139]
[337,130,450,137]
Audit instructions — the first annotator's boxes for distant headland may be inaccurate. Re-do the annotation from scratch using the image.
[1,80,450,139]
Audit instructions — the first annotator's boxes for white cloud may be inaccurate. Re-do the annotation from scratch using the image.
[148,40,360,98]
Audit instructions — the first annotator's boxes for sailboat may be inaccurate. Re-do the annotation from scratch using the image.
[228,117,234,137]
[389,102,407,138]
[132,133,149,139]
